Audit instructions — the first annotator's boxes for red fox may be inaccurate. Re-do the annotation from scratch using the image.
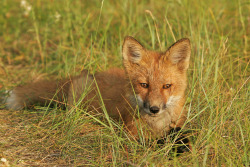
[6,36,191,139]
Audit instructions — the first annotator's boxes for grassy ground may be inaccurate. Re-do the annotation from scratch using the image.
[0,0,249,166]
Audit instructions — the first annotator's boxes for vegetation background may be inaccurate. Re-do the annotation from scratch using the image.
[0,0,249,166]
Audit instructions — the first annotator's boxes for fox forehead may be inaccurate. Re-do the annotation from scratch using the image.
[134,51,180,83]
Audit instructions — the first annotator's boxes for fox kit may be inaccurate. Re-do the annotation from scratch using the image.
[6,36,191,139]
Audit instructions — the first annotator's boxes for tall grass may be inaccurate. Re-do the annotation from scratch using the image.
[0,0,249,166]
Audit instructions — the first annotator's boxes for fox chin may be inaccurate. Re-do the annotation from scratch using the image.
[6,36,191,139]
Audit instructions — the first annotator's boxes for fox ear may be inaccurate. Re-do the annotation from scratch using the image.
[122,36,144,64]
[167,38,191,70]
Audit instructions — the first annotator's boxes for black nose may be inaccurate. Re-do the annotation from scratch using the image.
[150,106,160,114]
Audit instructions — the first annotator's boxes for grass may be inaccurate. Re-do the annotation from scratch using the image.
[0,0,249,166]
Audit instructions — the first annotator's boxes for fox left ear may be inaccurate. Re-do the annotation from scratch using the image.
[122,36,144,65]
[167,38,191,70]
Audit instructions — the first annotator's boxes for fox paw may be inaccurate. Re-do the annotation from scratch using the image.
[157,127,192,154]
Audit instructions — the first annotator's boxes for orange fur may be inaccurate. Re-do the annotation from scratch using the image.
[6,36,191,139]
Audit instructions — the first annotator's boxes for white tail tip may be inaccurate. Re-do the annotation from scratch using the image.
[6,90,23,110]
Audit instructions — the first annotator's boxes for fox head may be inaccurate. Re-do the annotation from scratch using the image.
[122,36,191,116]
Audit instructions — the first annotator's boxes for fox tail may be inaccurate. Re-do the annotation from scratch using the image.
[6,79,70,110]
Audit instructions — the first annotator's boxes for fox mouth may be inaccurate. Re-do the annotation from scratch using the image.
[148,113,159,117]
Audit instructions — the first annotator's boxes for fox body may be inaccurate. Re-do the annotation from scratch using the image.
[6,37,191,138]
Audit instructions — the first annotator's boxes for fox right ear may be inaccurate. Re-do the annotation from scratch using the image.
[167,38,191,70]
[122,36,144,65]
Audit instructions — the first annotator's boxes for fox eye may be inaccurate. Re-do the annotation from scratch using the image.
[163,84,172,89]
[140,83,149,88]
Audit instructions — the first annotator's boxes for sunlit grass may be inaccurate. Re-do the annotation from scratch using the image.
[0,0,249,166]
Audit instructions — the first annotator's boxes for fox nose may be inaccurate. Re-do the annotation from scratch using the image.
[149,106,160,114]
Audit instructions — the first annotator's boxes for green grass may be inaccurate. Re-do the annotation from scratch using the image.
[0,0,249,166]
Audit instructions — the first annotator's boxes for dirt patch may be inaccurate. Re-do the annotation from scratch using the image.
[0,110,71,166]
